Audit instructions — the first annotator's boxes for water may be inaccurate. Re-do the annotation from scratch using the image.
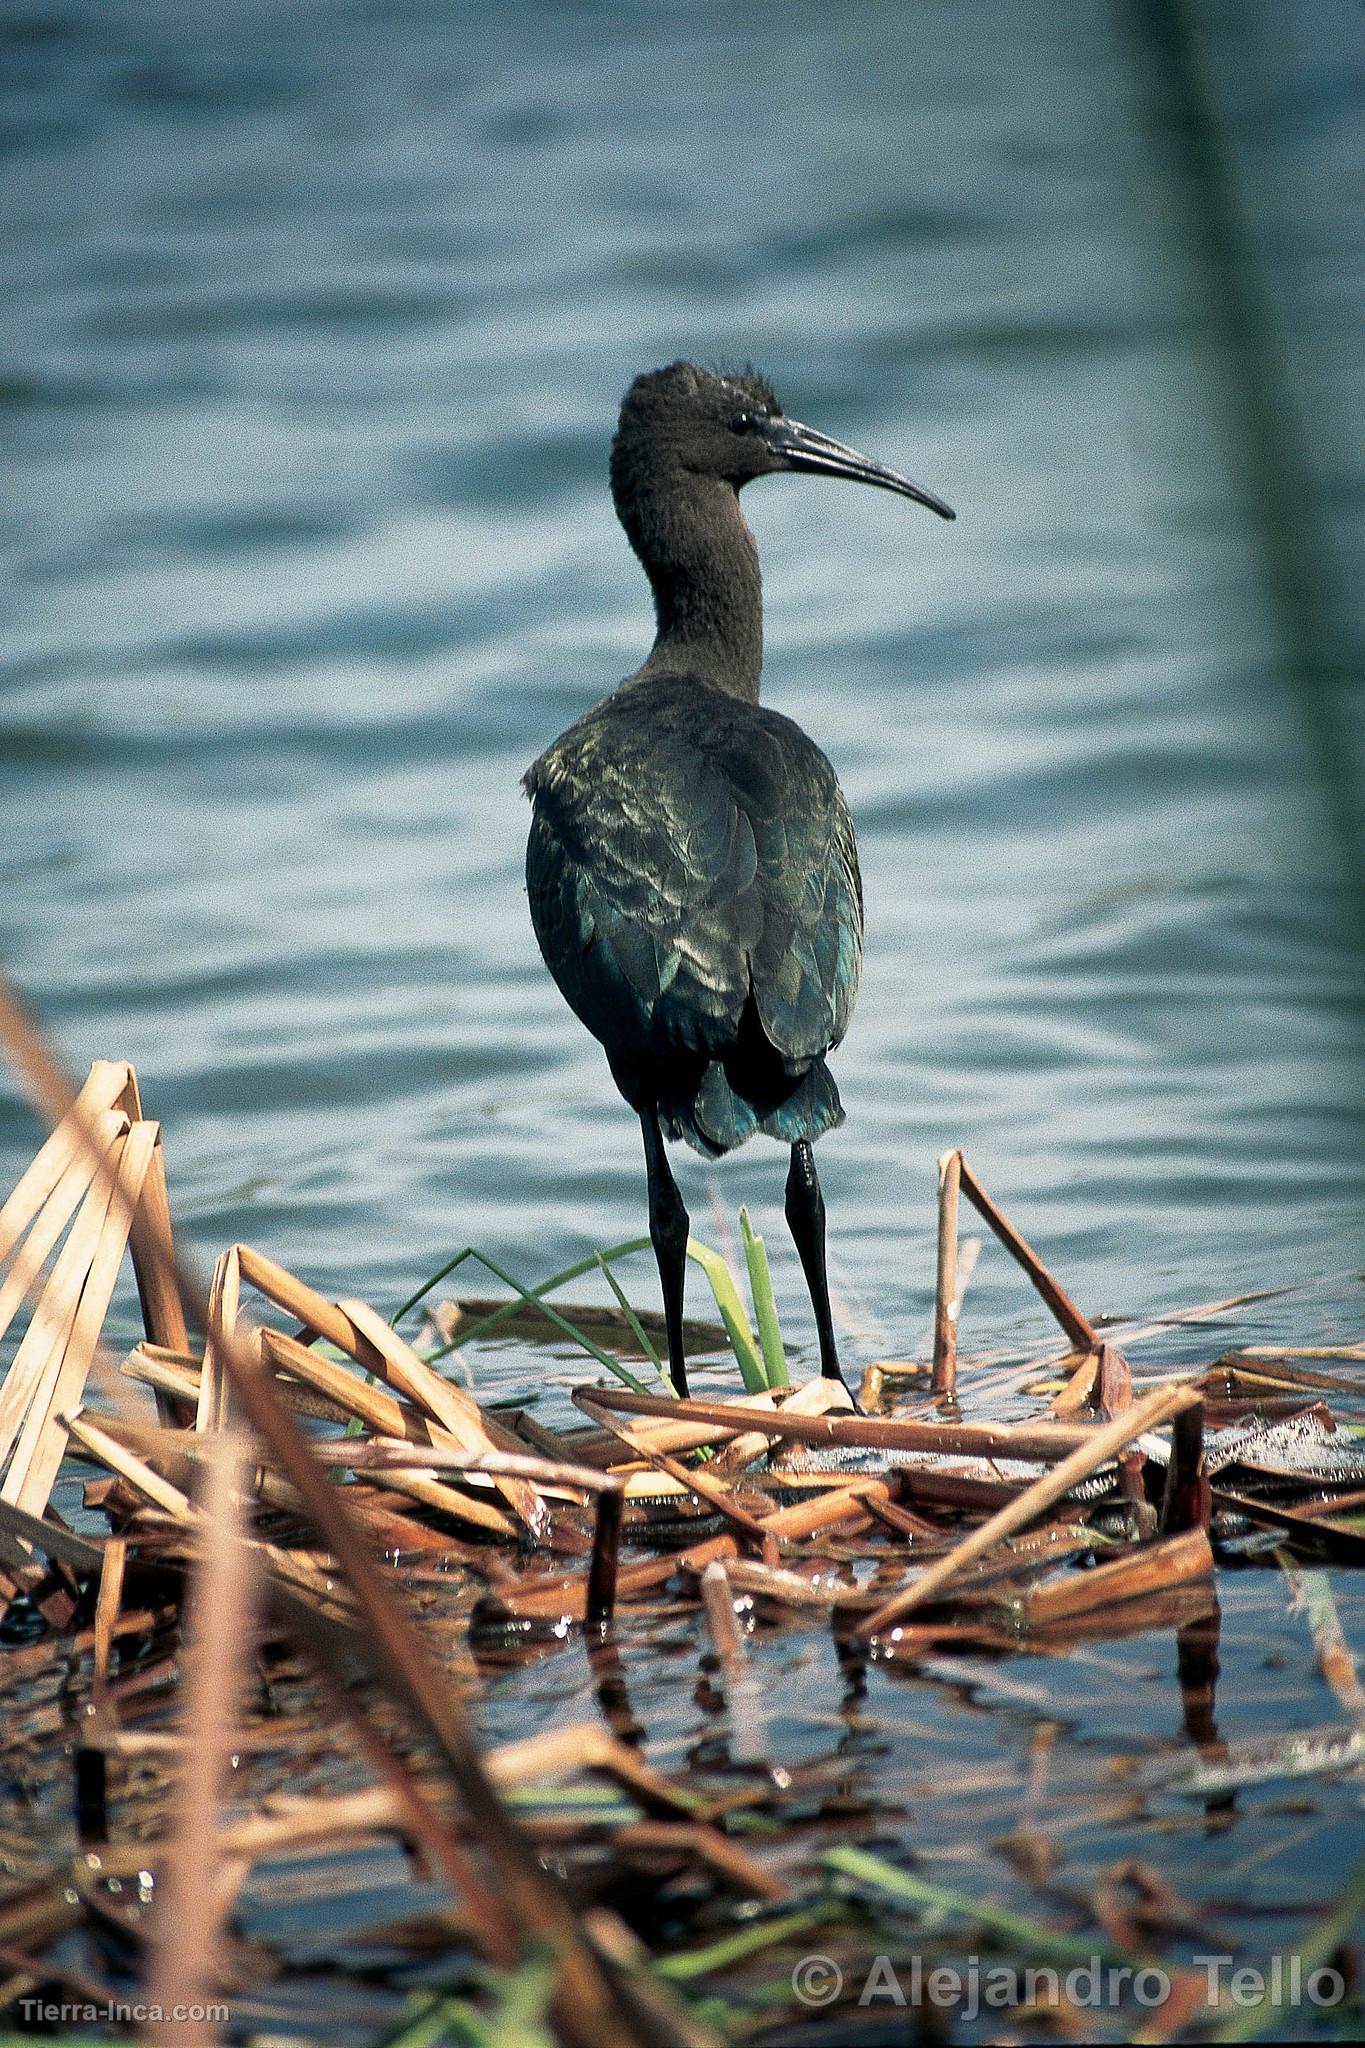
[3,0,1362,1375]
[7,18,1365,2032]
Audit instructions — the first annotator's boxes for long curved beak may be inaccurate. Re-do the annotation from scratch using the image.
[765,415,955,520]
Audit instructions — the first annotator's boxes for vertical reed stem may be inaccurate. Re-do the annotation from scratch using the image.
[932,1149,961,1397]
[586,1482,625,1633]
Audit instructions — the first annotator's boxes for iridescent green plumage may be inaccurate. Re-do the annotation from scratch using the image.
[525,668,862,1156]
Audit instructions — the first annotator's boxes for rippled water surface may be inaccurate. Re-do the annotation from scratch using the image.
[3,0,1362,1371]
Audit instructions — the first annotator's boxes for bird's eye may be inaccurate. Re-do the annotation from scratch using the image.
[729,411,756,435]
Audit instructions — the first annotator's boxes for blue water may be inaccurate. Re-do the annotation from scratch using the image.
[3,0,1362,1377]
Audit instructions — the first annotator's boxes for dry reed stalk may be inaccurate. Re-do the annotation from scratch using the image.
[654,1474,892,1548]
[586,1482,625,1630]
[579,1911,726,2048]
[898,1467,1027,1512]
[209,1720,701,1872]
[0,1116,127,1348]
[488,1723,703,1818]
[1293,1488,1365,1520]
[332,1487,493,1560]
[0,1119,129,1471]
[126,1128,190,1363]
[1159,1401,1211,1533]
[308,1658,522,1966]
[349,1438,606,1496]
[1097,1342,1132,1417]
[91,1535,126,1709]
[719,1557,876,1611]
[66,1410,359,1615]
[0,1060,130,1264]
[1216,1355,1365,1397]
[197,1246,240,1434]
[719,1373,859,1475]
[940,1520,1095,1589]
[231,1249,546,1536]
[857,1383,1203,1638]
[611,1416,757,1458]
[0,1061,188,1429]
[0,990,650,2048]
[607,1820,784,1899]
[583,1385,1106,1462]
[257,1336,529,1536]
[218,1782,430,1860]
[1210,1486,1365,1560]
[516,1410,591,1462]
[1052,1348,1100,1414]
[264,1325,541,1533]
[578,1375,844,1476]
[498,1475,893,1623]
[7,1121,160,1517]
[146,1433,260,2046]
[0,1896,85,1961]
[1015,1528,1214,1626]
[576,1391,777,1557]
[699,1560,746,1671]
[0,1941,115,2015]
[956,1154,1097,1350]
[0,1516,44,1576]
[1097,1343,1158,1537]
[863,1493,942,1539]
[261,1326,423,1433]
[246,1547,642,2041]
[737,1520,1089,1623]
[121,1345,203,1406]
[1281,1563,1365,1723]
[0,1495,106,1575]
[332,1439,597,1547]
[1240,1342,1365,1363]
[932,1147,962,1396]
[337,1296,548,1537]
[128,1342,372,1431]
[350,1465,522,1539]
[65,1411,196,1521]
[697,1560,770,1762]
[655,1470,888,1551]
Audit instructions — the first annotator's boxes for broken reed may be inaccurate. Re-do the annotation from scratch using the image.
[5,1028,1365,2044]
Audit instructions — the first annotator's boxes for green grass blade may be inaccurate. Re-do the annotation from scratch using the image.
[423,1246,663,1395]
[379,1954,558,2048]
[740,1206,789,1389]
[593,1250,663,1373]
[394,1238,651,1344]
[686,1236,767,1393]
[824,1846,1148,1969]
[655,1904,837,1980]
[390,1245,479,1327]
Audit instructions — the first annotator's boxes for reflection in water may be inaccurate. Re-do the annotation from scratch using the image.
[1177,1600,1223,1753]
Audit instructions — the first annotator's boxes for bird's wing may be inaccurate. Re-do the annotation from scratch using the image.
[524,679,863,1066]
[710,703,864,1064]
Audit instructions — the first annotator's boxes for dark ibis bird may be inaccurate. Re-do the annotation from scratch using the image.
[524,362,953,1396]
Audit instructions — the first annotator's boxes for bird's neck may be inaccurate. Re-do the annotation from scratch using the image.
[628,477,764,702]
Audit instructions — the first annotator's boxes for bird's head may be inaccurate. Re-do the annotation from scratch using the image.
[611,360,954,520]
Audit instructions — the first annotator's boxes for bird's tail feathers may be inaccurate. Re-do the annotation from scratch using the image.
[662,1055,844,1158]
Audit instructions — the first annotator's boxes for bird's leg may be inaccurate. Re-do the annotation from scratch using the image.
[640,1108,691,1396]
[785,1140,849,1391]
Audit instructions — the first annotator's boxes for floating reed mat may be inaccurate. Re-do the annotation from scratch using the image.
[0,1043,1363,2042]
